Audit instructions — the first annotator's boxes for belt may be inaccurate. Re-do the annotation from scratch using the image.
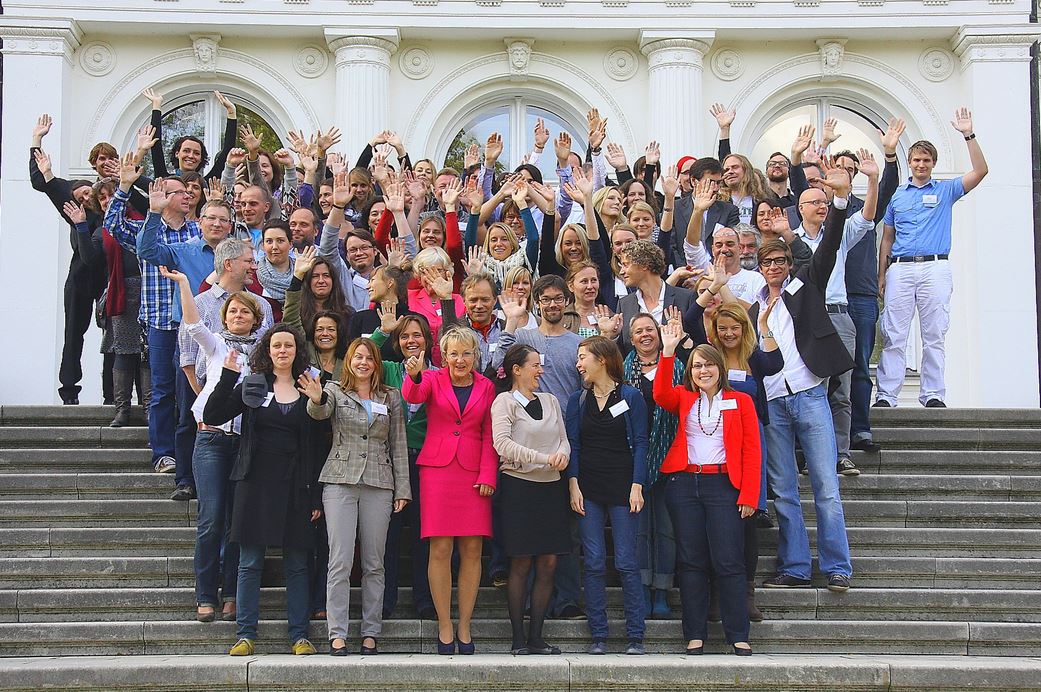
[825,304,848,314]
[891,254,948,263]
[684,463,728,475]
[197,422,238,436]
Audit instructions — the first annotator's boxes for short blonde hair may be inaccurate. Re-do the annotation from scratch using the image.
[555,223,591,268]
[440,326,482,370]
[626,201,657,222]
[220,291,263,332]
[413,246,453,275]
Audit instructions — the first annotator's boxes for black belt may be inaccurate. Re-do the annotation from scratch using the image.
[825,304,848,314]
[891,254,948,263]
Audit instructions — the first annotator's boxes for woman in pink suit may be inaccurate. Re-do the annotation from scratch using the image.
[402,325,497,655]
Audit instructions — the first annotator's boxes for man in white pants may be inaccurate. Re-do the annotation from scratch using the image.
[874,108,989,408]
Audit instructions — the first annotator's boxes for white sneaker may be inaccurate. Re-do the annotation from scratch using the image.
[153,456,176,473]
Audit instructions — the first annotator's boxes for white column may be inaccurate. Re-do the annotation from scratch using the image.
[640,31,713,169]
[0,20,85,404]
[950,29,1040,407]
[325,28,399,164]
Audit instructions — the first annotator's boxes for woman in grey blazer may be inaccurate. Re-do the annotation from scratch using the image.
[301,337,411,656]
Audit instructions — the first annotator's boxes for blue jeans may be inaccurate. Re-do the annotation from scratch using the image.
[636,481,675,590]
[147,327,178,464]
[756,424,768,511]
[665,473,749,644]
[174,363,196,489]
[765,382,852,579]
[578,499,644,642]
[237,543,311,642]
[192,430,239,607]
[848,294,879,443]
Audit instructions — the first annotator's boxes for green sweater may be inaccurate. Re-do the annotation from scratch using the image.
[373,330,429,450]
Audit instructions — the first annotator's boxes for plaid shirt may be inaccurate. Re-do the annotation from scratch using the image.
[106,188,200,331]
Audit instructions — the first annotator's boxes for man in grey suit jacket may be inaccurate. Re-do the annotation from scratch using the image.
[611,240,697,354]
[671,157,740,268]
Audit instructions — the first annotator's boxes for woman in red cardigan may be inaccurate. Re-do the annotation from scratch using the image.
[653,322,761,656]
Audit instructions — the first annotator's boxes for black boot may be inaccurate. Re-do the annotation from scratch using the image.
[109,368,133,428]
[137,361,152,410]
[746,581,763,623]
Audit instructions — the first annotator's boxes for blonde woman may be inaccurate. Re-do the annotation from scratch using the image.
[407,247,465,365]
[501,266,539,331]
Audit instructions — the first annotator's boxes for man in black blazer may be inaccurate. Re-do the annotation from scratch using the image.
[749,165,855,594]
[671,158,739,267]
[611,240,696,354]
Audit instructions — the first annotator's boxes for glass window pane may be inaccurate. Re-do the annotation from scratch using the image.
[826,105,886,194]
[524,106,586,183]
[749,103,817,171]
[237,105,283,154]
[445,106,510,176]
[141,100,206,177]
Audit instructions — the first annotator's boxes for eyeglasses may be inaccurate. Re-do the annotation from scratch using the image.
[688,362,718,371]
[799,199,829,208]
[766,161,789,169]
[759,257,789,267]
[445,351,476,360]
[538,295,567,306]
[166,190,188,197]
[201,214,232,224]
[346,246,374,255]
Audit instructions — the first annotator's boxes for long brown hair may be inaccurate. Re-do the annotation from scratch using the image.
[339,338,388,394]
[579,335,624,385]
[683,344,731,394]
[300,257,353,332]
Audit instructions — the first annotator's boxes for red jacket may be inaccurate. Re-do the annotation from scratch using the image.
[652,355,761,508]
[401,367,498,489]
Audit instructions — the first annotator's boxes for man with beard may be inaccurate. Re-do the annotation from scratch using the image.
[736,224,762,271]
[682,212,766,305]
[764,153,797,207]
[288,207,318,251]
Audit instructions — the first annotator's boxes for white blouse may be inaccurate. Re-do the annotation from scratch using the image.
[685,391,726,467]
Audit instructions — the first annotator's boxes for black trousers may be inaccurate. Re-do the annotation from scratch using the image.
[58,264,101,402]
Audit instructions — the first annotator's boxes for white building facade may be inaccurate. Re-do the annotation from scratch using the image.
[1,0,1038,407]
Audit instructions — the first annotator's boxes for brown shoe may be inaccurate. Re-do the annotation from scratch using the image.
[746,581,763,622]
[222,601,236,621]
[197,605,216,623]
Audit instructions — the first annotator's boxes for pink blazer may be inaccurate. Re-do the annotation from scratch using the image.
[402,368,499,489]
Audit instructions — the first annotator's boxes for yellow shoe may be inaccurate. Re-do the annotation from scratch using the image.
[292,638,317,655]
[229,638,255,656]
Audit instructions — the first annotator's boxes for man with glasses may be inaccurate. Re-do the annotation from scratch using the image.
[765,153,796,207]
[338,230,380,312]
[750,167,856,593]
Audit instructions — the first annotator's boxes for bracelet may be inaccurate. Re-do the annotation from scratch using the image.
[332,203,346,210]
[663,207,674,213]
[884,155,898,161]
[964,133,976,141]
[707,287,718,296]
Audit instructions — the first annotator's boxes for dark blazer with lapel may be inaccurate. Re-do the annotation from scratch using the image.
[749,200,855,380]
[616,281,696,355]
[672,198,740,265]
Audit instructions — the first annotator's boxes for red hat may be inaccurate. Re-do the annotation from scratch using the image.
[676,155,697,173]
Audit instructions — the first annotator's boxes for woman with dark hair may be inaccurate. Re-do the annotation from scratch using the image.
[144,88,237,180]
[257,221,295,307]
[491,344,571,655]
[349,264,415,361]
[653,329,761,656]
[565,335,649,656]
[182,171,205,221]
[284,246,354,342]
[621,178,659,217]
[360,196,388,235]
[202,323,324,657]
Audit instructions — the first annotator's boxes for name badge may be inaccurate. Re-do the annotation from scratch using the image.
[408,403,422,415]
[609,400,630,418]
[922,194,939,208]
[306,366,321,379]
[370,402,389,416]
[785,278,804,296]
[728,369,747,382]
[262,393,274,408]
[587,314,598,326]
[435,308,443,316]
[352,274,370,289]
[719,399,738,411]
[539,353,546,365]
[488,342,498,353]
[512,390,532,407]
[362,333,373,339]
[644,367,657,381]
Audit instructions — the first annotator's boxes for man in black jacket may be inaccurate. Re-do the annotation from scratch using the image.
[749,164,855,593]
[670,158,739,267]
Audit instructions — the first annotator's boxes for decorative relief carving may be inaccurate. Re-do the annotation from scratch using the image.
[953,33,1037,64]
[604,48,638,81]
[190,33,221,73]
[475,0,502,5]
[710,48,743,81]
[664,0,693,5]
[400,47,434,79]
[412,0,439,4]
[641,39,709,70]
[504,38,534,81]
[918,47,954,82]
[0,27,81,62]
[79,41,115,76]
[816,39,846,79]
[294,46,329,78]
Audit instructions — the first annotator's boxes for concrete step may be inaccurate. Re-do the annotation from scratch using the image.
[869,408,1041,428]
[859,450,1041,475]
[0,500,193,528]
[4,654,1041,692]
[2,556,1038,592]
[4,586,1040,624]
[803,474,1041,501]
[0,426,149,449]
[0,448,153,474]
[0,406,148,428]
[6,526,1041,559]
[0,618,1038,656]
[872,426,1041,450]
[0,473,171,500]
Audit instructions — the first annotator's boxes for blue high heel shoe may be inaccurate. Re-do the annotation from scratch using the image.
[437,637,456,655]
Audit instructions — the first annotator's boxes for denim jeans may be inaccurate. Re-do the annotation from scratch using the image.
[193,431,239,607]
[174,363,196,489]
[665,473,749,644]
[578,500,644,642]
[848,294,879,442]
[384,449,432,616]
[765,382,852,580]
[309,516,329,615]
[636,481,675,590]
[147,327,178,464]
[237,543,311,642]
[826,311,857,458]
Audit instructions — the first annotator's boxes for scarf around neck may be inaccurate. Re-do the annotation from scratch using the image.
[256,255,295,301]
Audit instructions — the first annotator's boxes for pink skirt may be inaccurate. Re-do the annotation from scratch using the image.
[419,457,492,538]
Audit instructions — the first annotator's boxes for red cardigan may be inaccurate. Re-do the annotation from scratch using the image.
[652,355,761,508]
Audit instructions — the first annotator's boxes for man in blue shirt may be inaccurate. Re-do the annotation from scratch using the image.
[875,108,989,408]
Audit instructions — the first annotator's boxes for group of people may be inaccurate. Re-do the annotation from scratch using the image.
[30,85,987,657]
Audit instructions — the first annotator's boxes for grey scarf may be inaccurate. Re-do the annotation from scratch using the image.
[256,255,295,301]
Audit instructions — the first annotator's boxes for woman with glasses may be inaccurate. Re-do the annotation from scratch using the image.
[402,326,497,655]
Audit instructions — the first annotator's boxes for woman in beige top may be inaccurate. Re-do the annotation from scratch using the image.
[491,344,571,656]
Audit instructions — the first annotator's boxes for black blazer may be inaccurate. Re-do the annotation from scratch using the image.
[616,281,697,354]
[748,200,855,380]
[672,196,740,266]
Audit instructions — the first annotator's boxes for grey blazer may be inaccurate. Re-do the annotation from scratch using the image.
[307,383,411,501]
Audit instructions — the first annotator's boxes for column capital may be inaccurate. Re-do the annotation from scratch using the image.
[639,30,714,57]
[0,18,82,64]
[952,27,1039,65]
[325,27,400,56]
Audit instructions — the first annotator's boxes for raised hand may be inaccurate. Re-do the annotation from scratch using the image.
[500,293,528,322]
[286,130,307,154]
[239,124,261,155]
[511,179,529,207]
[224,349,242,373]
[605,142,627,171]
[819,157,852,199]
[119,151,143,190]
[594,304,622,338]
[662,164,679,200]
[424,268,453,300]
[463,142,480,170]
[314,126,342,156]
[32,114,53,145]
[332,170,354,208]
[405,170,428,203]
[143,88,163,110]
[709,102,736,133]
[791,124,816,159]
[214,90,236,118]
[463,246,486,277]
[371,152,390,186]
[528,180,556,205]
[710,253,730,291]
[660,320,685,356]
[296,371,324,404]
[484,132,504,165]
[149,179,172,213]
[136,125,158,154]
[554,131,573,166]
[441,177,462,209]
[377,300,403,334]
[858,149,878,178]
[326,151,346,176]
[665,305,683,328]
[765,207,790,237]
[158,265,188,284]
[804,145,823,166]
[644,140,661,166]
[404,350,426,378]
[299,149,318,175]
[226,147,247,168]
[880,117,906,156]
[950,107,974,136]
[384,130,405,156]
[62,201,86,225]
[758,295,779,335]
[587,108,607,149]
[692,177,716,213]
[32,149,53,178]
[821,117,841,147]
[101,159,121,178]
[386,237,411,269]
[383,180,406,214]
[458,175,482,212]
[369,130,388,147]
[273,148,295,168]
[534,118,550,150]
[293,244,317,279]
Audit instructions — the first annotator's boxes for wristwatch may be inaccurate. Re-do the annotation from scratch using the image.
[762,331,775,339]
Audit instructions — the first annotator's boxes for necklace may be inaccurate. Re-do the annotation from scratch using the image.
[696,394,723,435]
[593,385,614,399]
[637,356,659,368]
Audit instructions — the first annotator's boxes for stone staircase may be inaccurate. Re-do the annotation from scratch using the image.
[0,405,1040,690]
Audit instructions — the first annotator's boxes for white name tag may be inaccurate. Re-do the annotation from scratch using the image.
[587,314,598,326]
[609,400,630,418]
[488,343,498,352]
[644,367,657,381]
[352,274,370,289]
[362,333,373,339]
[719,399,738,411]
[306,366,321,379]
[262,393,274,408]
[512,390,532,407]
[922,194,938,207]
[497,310,506,321]
[408,403,422,415]
[785,278,804,296]
[436,308,443,316]
[728,369,747,382]
[539,353,546,365]
[370,402,389,416]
